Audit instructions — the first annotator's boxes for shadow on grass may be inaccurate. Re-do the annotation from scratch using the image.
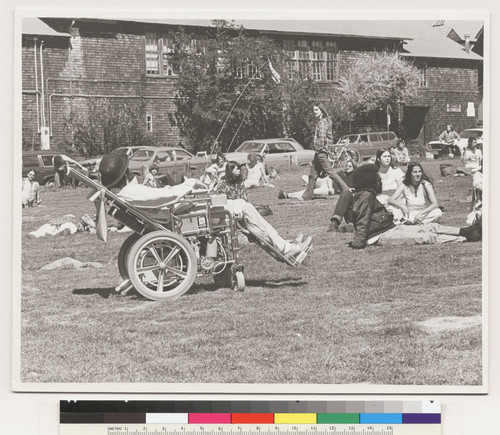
[73,287,118,299]
[246,277,307,288]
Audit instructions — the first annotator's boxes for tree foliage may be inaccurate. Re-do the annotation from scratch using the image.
[169,21,321,152]
[62,99,154,157]
[336,51,420,124]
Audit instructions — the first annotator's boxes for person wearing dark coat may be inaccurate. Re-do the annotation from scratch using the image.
[336,164,482,249]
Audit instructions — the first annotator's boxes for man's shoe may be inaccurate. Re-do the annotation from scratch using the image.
[327,220,340,232]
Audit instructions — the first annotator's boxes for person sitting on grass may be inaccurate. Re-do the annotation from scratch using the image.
[99,154,312,261]
[142,162,163,188]
[341,163,481,249]
[22,170,41,207]
[456,137,483,176]
[216,160,249,201]
[244,152,273,189]
[201,153,226,190]
[387,162,442,224]
[279,173,335,200]
[375,148,405,204]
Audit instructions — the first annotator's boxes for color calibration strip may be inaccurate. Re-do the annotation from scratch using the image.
[60,401,441,435]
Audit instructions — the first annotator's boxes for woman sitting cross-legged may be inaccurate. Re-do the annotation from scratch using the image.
[99,155,312,261]
[387,162,442,224]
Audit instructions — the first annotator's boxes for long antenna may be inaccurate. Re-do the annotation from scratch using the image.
[209,59,270,158]
[227,76,272,152]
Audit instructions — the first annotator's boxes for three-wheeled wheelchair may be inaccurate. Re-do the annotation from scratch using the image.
[66,167,311,301]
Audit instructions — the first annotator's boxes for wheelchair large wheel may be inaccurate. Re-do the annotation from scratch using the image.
[126,230,197,301]
[117,232,142,279]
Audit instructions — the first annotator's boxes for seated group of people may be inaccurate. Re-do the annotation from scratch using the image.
[327,148,482,249]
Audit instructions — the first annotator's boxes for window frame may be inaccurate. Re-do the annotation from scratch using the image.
[283,38,339,82]
[419,62,428,88]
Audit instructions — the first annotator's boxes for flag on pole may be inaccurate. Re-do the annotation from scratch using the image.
[268,59,281,83]
[95,190,108,242]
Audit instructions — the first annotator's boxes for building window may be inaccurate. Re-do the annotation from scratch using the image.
[145,32,179,76]
[447,103,462,113]
[419,63,428,87]
[283,39,338,81]
[146,114,153,132]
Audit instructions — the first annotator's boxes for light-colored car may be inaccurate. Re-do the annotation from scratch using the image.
[427,128,483,157]
[128,146,209,183]
[111,146,145,157]
[457,128,483,152]
[225,138,314,166]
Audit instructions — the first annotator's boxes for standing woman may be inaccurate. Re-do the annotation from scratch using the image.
[302,103,349,200]
[374,148,405,204]
[388,163,442,224]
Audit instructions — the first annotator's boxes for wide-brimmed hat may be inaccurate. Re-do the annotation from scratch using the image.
[99,154,129,187]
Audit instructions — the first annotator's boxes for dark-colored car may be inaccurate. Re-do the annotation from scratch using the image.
[330,131,399,161]
[22,150,67,186]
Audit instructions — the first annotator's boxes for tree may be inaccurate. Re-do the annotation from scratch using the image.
[336,51,420,133]
[62,99,154,157]
[169,21,321,152]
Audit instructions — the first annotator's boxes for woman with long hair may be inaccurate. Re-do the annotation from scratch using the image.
[374,148,405,204]
[216,160,249,201]
[387,162,442,224]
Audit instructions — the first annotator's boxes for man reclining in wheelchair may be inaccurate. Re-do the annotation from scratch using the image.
[64,154,312,300]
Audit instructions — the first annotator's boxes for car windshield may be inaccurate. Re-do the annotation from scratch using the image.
[130,150,155,161]
[461,130,482,140]
[338,135,358,144]
[112,148,129,155]
[236,142,265,152]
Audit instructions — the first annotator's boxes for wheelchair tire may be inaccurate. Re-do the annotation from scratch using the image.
[117,232,142,279]
[233,271,245,292]
[126,230,197,301]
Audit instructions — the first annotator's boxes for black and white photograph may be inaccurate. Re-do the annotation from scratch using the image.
[13,10,488,393]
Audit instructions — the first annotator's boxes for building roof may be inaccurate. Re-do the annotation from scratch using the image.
[374,20,483,60]
[130,18,483,60]
[22,17,70,37]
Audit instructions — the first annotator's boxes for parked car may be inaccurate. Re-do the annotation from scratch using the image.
[128,146,209,184]
[225,138,315,166]
[111,146,145,157]
[22,150,86,186]
[427,128,483,157]
[457,128,483,152]
[330,131,399,161]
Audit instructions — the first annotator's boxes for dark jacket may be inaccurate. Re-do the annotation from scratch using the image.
[349,188,395,249]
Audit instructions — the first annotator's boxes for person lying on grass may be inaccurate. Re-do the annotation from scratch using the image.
[99,154,312,261]
[387,162,442,225]
[331,163,481,249]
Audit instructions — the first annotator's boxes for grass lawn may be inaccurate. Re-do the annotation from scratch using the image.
[18,158,483,388]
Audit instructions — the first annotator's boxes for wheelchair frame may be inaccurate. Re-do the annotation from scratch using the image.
[66,167,309,301]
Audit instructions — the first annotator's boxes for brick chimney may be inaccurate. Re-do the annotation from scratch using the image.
[464,33,471,53]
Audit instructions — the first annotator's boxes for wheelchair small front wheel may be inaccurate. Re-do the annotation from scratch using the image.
[232,271,245,292]
[126,230,197,301]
